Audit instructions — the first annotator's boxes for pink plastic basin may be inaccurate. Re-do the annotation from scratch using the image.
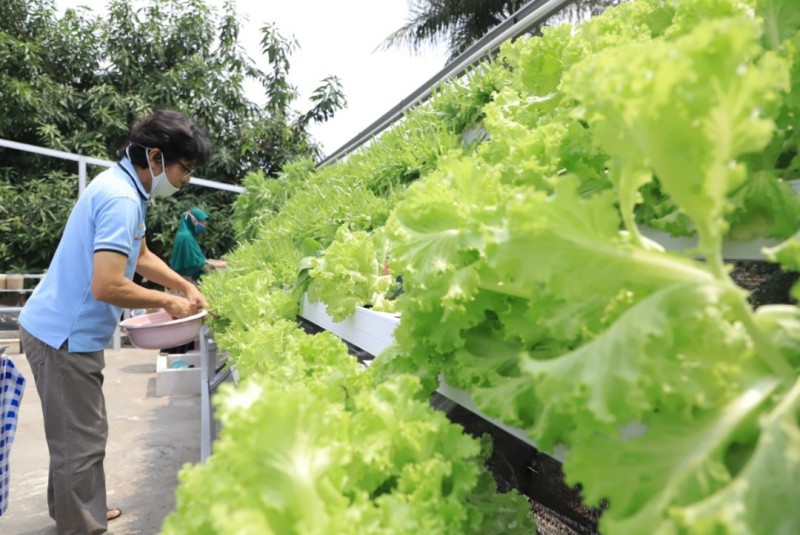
[119,310,208,349]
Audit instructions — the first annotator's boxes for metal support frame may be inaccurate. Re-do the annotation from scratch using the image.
[198,325,233,462]
[199,325,213,462]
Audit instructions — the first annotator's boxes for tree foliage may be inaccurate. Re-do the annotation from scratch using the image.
[0,0,346,272]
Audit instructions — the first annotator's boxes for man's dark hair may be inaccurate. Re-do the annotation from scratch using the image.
[122,110,212,168]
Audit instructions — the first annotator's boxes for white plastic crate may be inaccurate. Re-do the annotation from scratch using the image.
[156,352,201,396]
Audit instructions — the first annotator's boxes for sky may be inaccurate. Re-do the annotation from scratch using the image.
[54,0,451,157]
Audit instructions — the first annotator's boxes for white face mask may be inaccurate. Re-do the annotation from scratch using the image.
[147,148,180,198]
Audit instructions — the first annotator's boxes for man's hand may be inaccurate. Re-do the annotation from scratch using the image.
[183,284,209,311]
[165,282,208,318]
[163,294,198,319]
[94,251,199,316]
[136,238,211,312]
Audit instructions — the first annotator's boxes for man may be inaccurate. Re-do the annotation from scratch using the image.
[19,110,212,534]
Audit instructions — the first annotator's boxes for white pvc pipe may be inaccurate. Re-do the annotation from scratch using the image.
[0,138,244,195]
[0,138,87,163]
[189,177,246,194]
[78,156,87,196]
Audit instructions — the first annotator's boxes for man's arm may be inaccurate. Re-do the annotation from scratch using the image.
[92,250,197,318]
[136,238,208,310]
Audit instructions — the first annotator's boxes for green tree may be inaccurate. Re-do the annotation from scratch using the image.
[0,0,346,272]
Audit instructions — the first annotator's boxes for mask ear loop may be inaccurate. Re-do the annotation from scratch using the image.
[126,142,152,164]
[145,147,166,175]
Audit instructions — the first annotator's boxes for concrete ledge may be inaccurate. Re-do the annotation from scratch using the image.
[0,332,21,354]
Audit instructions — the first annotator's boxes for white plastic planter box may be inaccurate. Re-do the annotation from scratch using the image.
[299,294,400,357]
[640,179,800,260]
[435,379,554,456]
[297,293,545,454]
[156,352,201,396]
[639,226,784,260]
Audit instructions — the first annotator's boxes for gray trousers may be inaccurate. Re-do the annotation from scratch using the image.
[20,327,108,535]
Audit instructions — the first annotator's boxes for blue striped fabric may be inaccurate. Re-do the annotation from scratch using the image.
[0,354,25,517]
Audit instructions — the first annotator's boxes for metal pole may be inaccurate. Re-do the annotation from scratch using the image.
[78,156,87,196]
[112,326,121,351]
[199,325,211,462]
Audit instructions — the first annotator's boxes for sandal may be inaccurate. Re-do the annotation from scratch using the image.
[107,507,123,521]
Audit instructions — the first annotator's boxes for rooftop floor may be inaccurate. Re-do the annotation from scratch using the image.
[0,345,201,534]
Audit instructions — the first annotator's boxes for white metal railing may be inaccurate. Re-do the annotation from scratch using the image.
[0,138,246,194]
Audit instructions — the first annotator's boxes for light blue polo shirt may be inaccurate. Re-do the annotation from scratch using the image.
[20,158,149,352]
